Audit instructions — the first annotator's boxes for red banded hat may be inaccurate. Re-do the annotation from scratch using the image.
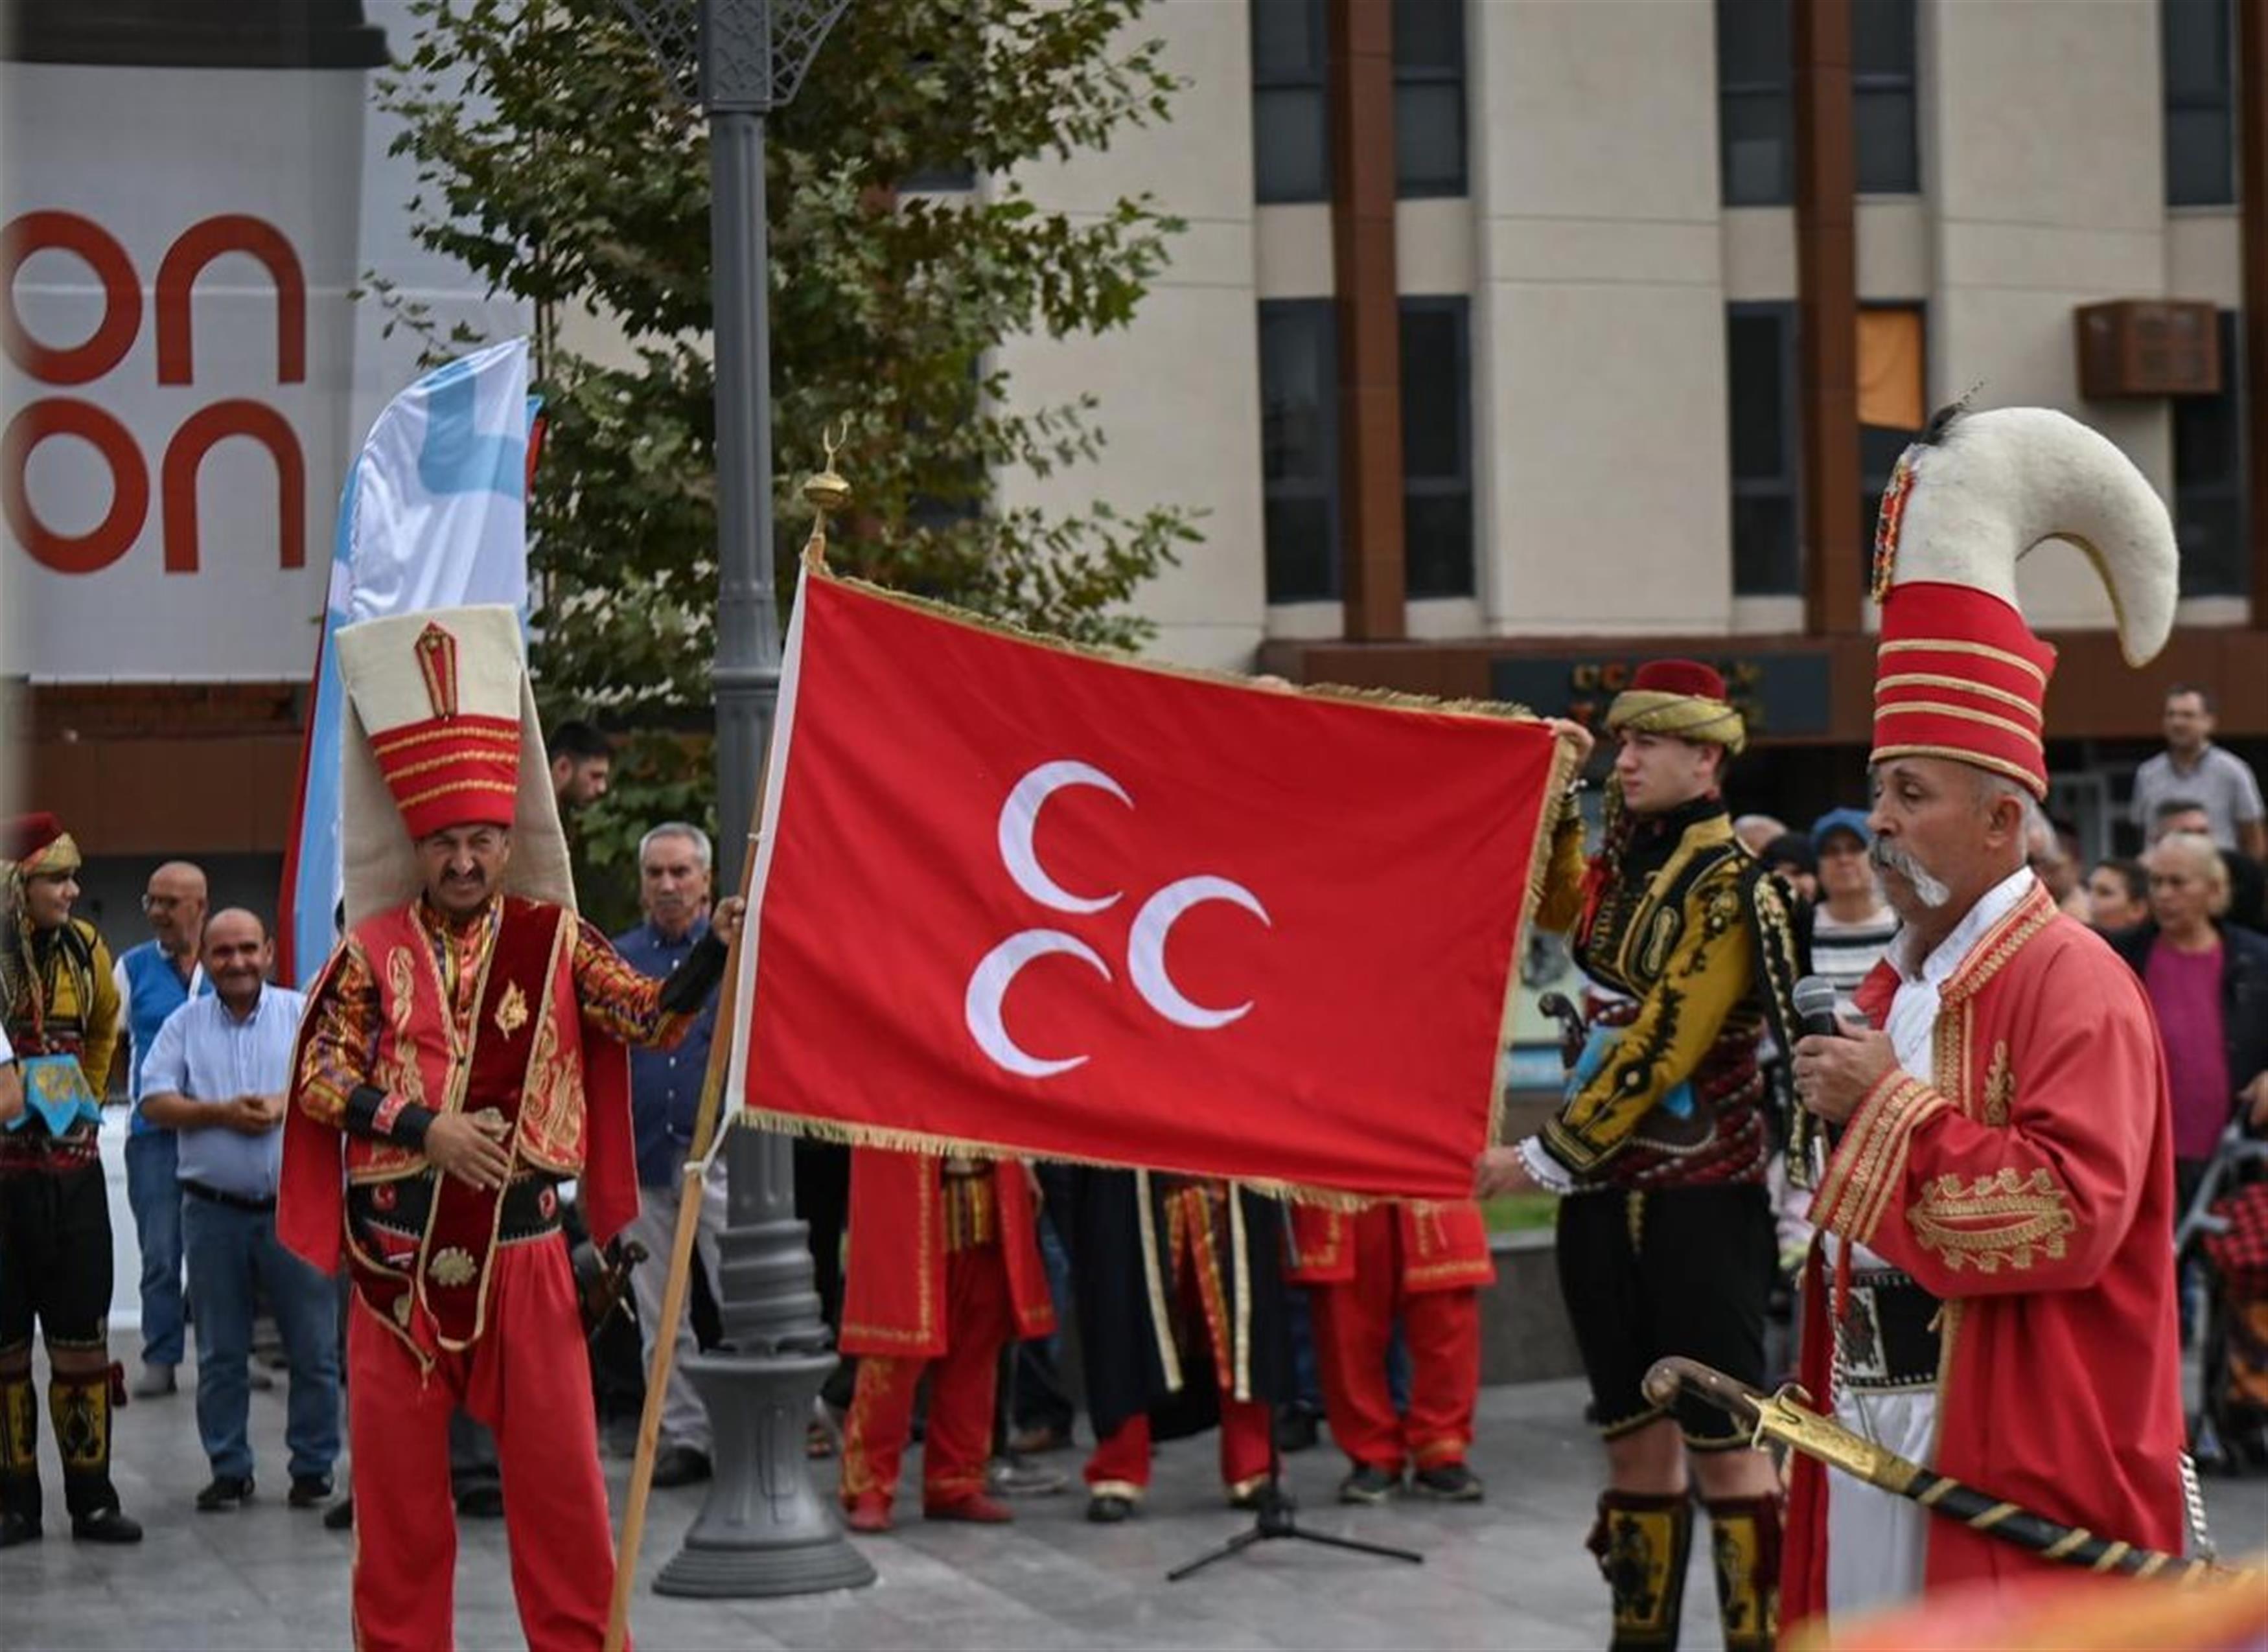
[1871,584,2054,796]
[334,609,525,839]
[1868,406,2178,800]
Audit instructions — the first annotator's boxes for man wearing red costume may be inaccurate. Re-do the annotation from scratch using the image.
[835,1149,1054,1532]
[279,607,744,1651]
[1785,406,2188,1633]
[1287,1199,1494,1504]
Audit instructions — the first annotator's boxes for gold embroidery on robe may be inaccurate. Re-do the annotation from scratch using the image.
[1908,1166,2076,1273]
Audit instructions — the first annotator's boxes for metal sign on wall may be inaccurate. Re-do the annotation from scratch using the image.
[1,3,525,685]
[1488,650,1835,740]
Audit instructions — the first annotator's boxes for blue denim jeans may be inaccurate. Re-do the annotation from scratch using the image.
[124,1130,186,1368]
[181,1192,341,1482]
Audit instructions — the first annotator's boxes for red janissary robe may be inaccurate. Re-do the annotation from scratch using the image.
[1284,1199,1496,1292]
[839,1149,1054,1359]
[1783,883,2186,1627]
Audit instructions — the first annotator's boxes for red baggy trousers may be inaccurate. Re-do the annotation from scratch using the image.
[1309,1203,1481,1475]
[348,1239,623,1652]
[839,1239,1016,1511]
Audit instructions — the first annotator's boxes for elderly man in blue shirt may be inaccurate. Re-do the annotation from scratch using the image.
[140,908,340,1513]
[612,823,726,1488]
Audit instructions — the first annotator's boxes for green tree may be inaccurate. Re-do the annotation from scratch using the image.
[376,0,1197,904]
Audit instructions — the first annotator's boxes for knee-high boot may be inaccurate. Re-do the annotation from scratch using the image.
[1704,1492,1782,1652]
[49,1371,124,1522]
[1586,1489,1693,1649]
[0,1366,41,1540]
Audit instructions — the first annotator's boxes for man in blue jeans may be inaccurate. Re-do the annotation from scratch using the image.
[140,908,339,1511]
[114,860,208,1397]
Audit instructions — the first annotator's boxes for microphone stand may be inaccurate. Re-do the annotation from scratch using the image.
[1164,1432,1424,1582]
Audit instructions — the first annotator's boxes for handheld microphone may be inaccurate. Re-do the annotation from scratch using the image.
[1785,976,1844,1189]
[1792,975,1843,1042]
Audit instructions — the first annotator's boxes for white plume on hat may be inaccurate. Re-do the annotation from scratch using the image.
[1884,407,2179,666]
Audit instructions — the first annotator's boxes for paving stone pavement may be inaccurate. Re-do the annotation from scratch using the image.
[6,1359,2266,1651]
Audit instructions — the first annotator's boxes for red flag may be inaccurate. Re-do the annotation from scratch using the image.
[735,572,1571,1201]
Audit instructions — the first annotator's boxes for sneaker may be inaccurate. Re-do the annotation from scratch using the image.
[195,1475,255,1512]
[1336,1464,1400,1506]
[70,1507,142,1543]
[988,1455,1066,1498]
[323,1494,354,1532]
[1411,1462,1485,1502]
[132,1364,176,1399]
[651,1445,712,1489]
[288,1475,334,1509]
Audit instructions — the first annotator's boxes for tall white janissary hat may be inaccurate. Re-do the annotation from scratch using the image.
[331,605,575,924]
[1869,406,2181,799]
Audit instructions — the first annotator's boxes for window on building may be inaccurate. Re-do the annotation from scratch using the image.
[1260,299,1342,601]
[1718,0,1793,205]
[2166,0,2239,206]
[1399,296,1475,597]
[1394,0,1467,198]
[1727,302,1800,593]
[1254,0,1332,204]
[2173,309,2248,595]
[1853,0,1918,194]
[1858,304,1927,551]
[903,162,978,192]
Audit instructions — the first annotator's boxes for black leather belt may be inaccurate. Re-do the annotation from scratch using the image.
[1835,1268,1941,1392]
[183,1179,277,1213]
[348,1173,564,1248]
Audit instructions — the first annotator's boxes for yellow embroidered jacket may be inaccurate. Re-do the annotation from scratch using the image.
[1532,796,1803,1186]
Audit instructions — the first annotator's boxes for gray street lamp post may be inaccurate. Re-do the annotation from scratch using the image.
[610,0,872,1598]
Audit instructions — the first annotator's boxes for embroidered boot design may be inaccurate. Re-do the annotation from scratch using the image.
[1586,1489,1694,1649]
[1704,1491,1783,1652]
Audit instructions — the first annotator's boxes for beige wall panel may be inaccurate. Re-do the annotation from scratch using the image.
[1481,281,1732,634]
[1397,199,1476,295]
[1721,208,1798,302]
[2167,212,2243,308]
[1855,198,1930,300]
[1256,203,1335,299]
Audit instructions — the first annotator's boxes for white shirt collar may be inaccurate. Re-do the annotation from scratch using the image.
[1892,866,2037,988]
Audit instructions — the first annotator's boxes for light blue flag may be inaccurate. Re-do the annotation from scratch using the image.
[280,338,535,984]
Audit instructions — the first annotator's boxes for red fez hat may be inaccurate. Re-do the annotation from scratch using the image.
[3,814,64,864]
[1630,660,1728,702]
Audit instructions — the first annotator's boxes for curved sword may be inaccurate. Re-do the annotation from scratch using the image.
[1642,1357,2254,1585]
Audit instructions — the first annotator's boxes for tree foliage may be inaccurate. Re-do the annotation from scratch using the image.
[375,0,1197,895]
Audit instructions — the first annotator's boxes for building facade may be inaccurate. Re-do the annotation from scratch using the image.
[12,0,2267,895]
[1002,0,2267,842]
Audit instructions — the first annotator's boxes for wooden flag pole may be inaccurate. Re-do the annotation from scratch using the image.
[603,826,763,1652]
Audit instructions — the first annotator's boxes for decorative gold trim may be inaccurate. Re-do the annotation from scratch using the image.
[1135,1169,1183,1393]
[1907,1166,2077,1274]
[1966,1500,2020,1530]
[2042,1526,2092,1561]
[1981,1040,2014,1127]
[1873,672,2043,723]
[370,720,520,755]
[492,981,529,1040]
[1877,636,2048,686]
[393,775,521,812]
[1943,884,2061,1007]
[2092,1540,2133,1574]
[1873,699,2046,750]
[1229,1189,1253,1403]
